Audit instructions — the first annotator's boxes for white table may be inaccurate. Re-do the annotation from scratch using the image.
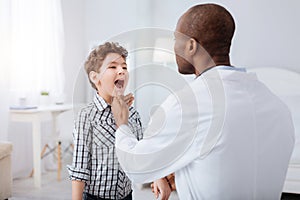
[10,104,73,188]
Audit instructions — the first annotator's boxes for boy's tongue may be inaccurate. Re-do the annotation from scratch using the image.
[115,79,124,89]
[114,79,124,94]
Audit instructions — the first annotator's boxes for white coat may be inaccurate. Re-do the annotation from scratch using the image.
[115,66,295,200]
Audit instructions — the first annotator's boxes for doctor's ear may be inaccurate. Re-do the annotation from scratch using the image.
[89,71,100,85]
[187,38,198,56]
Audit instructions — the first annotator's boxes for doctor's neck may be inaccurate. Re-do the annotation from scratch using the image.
[212,54,231,66]
[195,55,231,76]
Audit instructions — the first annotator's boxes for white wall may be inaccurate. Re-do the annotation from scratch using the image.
[150,0,300,71]
[83,0,300,125]
[223,0,300,71]
[61,0,87,105]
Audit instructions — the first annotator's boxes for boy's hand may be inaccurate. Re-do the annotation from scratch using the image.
[151,178,171,200]
[124,93,134,107]
[111,95,129,127]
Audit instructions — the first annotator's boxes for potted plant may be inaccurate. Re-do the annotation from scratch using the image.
[40,91,50,106]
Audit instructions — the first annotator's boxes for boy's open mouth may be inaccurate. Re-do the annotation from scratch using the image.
[114,79,124,89]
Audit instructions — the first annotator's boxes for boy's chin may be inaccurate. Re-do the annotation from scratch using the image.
[113,88,125,96]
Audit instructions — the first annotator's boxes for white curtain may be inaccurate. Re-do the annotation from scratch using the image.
[8,0,65,105]
[0,0,65,177]
[0,0,11,141]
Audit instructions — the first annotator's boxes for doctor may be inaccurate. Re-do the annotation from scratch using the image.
[111,3,295,200]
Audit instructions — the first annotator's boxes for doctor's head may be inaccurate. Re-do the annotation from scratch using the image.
[174,3,235,75]
[84,42,129,103]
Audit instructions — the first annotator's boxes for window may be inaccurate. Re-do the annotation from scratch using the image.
[1,0,65,106]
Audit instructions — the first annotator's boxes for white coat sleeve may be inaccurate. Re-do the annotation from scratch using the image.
[115,90,210,183]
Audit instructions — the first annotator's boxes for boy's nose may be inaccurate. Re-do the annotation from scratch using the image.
[118,67,125,74]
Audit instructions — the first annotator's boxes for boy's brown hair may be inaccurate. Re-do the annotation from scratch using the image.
[84,42,128,90]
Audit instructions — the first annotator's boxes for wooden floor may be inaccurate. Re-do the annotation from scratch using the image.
[11,172,300,200]
[11,173,179,200]
[8,155,299,200]
[10,157,179,200]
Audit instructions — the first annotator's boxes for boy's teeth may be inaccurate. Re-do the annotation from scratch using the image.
[115,80,124,89]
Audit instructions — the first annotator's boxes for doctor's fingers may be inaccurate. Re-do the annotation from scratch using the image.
[119,95,130,109]
[153,182,159,199]
[111,95,129,116]
[111,96,120,107]
[124,93,134,107]
[111,96,122,113]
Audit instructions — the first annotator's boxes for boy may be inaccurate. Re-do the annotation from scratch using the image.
[68,42,170,200]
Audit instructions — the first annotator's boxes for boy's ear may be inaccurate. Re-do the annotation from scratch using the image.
[89,71,99,84]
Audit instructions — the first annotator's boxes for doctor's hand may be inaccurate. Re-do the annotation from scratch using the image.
[124,93,134,107]
[151,178,171,200]
[111,95,129,127]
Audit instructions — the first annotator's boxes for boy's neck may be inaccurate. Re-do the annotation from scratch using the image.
[97,91,112,105]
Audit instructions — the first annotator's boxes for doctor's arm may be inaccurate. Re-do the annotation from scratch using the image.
[111,93,202,183]
[112,95,173,199]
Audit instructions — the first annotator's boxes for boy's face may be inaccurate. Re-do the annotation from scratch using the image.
[93,53,129,102]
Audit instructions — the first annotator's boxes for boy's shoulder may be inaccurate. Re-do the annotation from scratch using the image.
[77,102,95,117]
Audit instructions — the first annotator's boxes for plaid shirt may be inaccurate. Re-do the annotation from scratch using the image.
[68,93,143,199]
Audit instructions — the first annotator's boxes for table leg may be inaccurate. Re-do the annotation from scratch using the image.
[52,111,62,181]
[57,141,61,181]
[32,117,41,188]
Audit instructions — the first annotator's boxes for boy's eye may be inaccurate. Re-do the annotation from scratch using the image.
[109,66,116,69]
[122,66,127,70]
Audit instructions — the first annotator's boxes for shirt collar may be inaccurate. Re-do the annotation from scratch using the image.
[196,65,246,79]
[93,92,109,111]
